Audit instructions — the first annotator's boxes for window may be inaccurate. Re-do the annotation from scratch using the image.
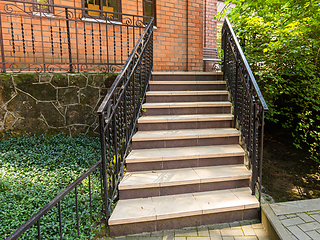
[84,0,121,19]
[143,0,156,25]
[33,0,54,13]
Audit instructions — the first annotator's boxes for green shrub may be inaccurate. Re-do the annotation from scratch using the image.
[0,134,102,239]
[220,0,320,161]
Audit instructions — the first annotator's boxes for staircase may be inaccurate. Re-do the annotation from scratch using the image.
[108,72,259,236]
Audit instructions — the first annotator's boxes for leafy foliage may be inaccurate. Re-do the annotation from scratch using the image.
[0,134,102,239]
[220,0,320,161]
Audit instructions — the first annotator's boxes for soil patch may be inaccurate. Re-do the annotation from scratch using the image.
[262,124,320,202]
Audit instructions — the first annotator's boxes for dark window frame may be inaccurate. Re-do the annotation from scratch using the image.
[33,0,54,14]
[82,0,122,20]
[143,0,156,25]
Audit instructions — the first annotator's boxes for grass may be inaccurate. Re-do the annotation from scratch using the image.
[0,133,102,239]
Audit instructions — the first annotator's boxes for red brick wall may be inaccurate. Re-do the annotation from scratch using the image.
[0,0,218,72]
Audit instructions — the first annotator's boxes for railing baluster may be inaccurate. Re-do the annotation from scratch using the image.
[37,220,41,240]
[58,201,62,240]
[89,174,93,225]
[65,8,73,72]
[0,12,6,72]
[75,186,80,238]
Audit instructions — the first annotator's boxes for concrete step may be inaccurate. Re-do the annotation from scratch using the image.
[132,128,240,149]
[142,102,232,116]
[152,72,224,81]
[138,114,233,131]
[126,145,245,172]
[119,164,251,199]
[149,81,226,91]
[109,187,259,236]
[146,90,229,103]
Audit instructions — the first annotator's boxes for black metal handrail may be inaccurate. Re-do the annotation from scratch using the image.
[97,18,153,219]
[0,0,149,72]
[222,18,268,203]
[6,160,102,240]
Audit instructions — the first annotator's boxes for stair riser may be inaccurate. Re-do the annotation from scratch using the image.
[146,95,229,103]
[109,208,259,236]
[138,120,233,131]
[149,84,226,91]
[152,75,223,81]
[143,106,231,116]
[119,179,249,200]
[132,136,239,150]
[126,155,244,172]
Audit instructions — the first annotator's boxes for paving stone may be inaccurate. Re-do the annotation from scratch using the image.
[234,237,257,240]
[281,217,305,227]
[115,236,126,240]
[306,230,320,239]
[251,224,263,229]
[175,237,187,240]
[241,226,255,236]
[198,227,210,237]
[297,213,314,223]
[126,237,140,240]
[209,223,230,230]
[278,215,287,220]
[221,237,234,240]
[298,222,320,232]
[229,222,241,228]
[187,237,210,240]
[209,230,222,240]
[285,214,298,219]
[220,229,243,237]
[151,231,164,237]
[287,226,312,240]
[310,214,320,222]
[252,229,270,240]
[163,231,174,240]
[139,237,162,240]
[175,229,198,237]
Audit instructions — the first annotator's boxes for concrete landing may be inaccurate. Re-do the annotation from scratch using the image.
[262,198,320,240]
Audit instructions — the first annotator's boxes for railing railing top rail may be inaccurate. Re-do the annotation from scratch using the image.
[224,18,268,112]
[222,18,268,204]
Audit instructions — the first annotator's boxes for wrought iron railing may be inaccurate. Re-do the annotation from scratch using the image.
[0,0,149,72]
[6,160,102,240]
[97,18,153,219]
[221,18,269,203]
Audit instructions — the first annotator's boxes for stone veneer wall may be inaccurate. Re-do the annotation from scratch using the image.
[0,73,116,137]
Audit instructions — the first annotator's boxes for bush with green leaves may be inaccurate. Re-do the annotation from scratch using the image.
[220,0,320,161]
[0,134,102,239]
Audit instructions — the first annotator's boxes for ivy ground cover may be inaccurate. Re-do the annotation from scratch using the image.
[0,134,102,239]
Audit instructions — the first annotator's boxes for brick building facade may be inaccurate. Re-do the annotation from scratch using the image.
[0,0,219,72]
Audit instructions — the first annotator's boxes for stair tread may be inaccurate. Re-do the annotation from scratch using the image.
[133,128,239,141]
[119,164,250,190]
[109,187,258,225]
[150,81,225,84]
[142,102,232,108]
[146,90,229,96]
[152,71,223,76]
[126,144,244,163]
[138,114,233,123]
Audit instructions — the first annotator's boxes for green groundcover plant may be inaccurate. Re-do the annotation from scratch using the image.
[220,0,320,161]
[0,134,102,239]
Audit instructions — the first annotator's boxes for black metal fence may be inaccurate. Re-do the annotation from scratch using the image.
[221,18,269,203]
[97,18,153,219]
[6,160,102,240]
[0,0,149,72]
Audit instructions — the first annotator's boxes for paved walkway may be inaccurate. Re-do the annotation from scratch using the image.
[263,198,320,240]
[99,219,270,240]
